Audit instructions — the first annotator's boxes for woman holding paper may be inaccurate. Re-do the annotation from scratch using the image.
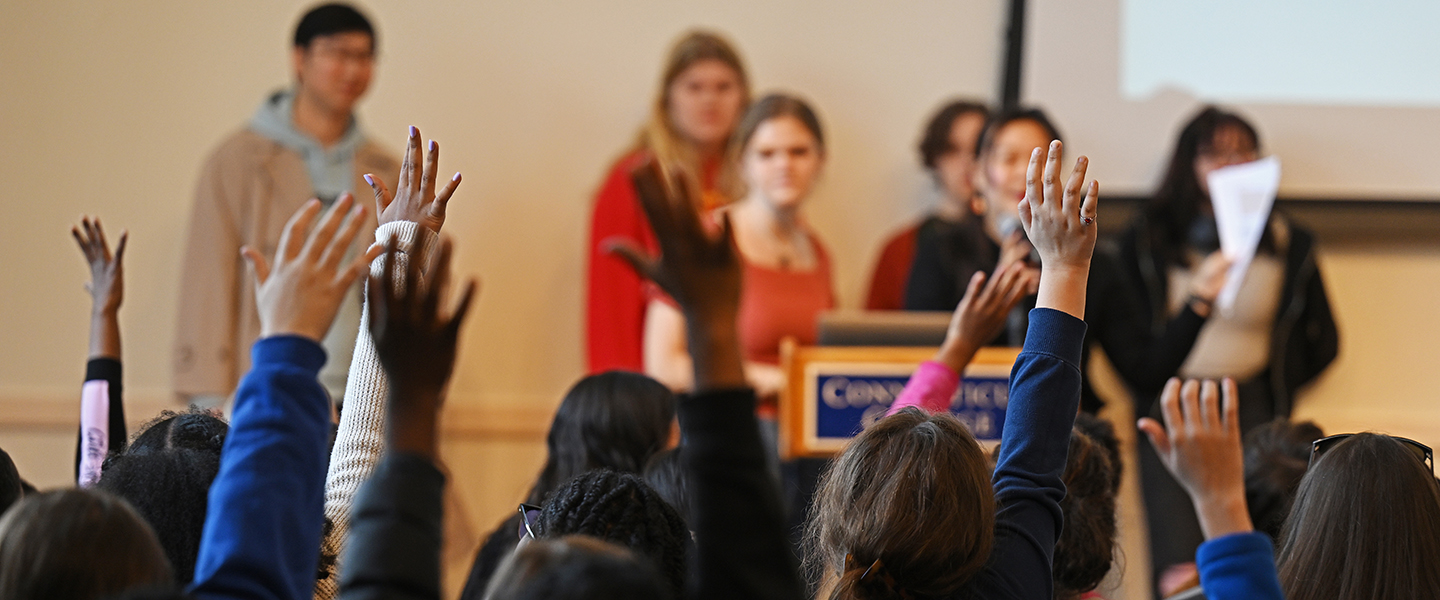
[1117,106,1338,595]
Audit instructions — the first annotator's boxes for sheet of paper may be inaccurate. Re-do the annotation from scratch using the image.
[1207,156,1281,314]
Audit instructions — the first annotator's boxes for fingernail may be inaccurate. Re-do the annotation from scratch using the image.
[452,172,461,182]
[429,140,437,152]
[363,174,374,186]
[409,125,418,138]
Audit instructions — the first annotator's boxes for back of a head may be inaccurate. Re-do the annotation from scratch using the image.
[485,535,673,600]
[1073,413,1122,494]
[1054,427,1118,600]
[642,448,692,523]
[99,448,221,583]
[0,488,173,600]
[529,372,676,504]
[806,408,995,599]
[1277,433,1440,600]
[1243,418,1323,541]
[127,409,228,457]
[539,470,689,596]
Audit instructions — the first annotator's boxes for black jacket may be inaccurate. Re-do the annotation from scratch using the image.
[1117,214,1339,418]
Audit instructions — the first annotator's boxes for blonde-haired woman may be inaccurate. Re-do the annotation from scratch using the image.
[586,31,750,374]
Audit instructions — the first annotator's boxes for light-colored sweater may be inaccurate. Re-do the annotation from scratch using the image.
[315,221,437,600]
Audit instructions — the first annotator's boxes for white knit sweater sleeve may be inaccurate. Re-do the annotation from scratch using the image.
[314,220,437,600]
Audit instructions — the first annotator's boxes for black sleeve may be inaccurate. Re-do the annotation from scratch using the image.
[338,452,446,600]
[1290,246,1339,389]
[75,357,126,481]
[680,388,804,600]
[1087,252,1206,412]
[903,225,958,311]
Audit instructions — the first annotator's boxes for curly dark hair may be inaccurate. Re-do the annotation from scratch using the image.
[1073,413,1123,495]
[127,409,228,456]
[538,470,689,596]
[1053,426,1118,600]
[98,448,218,584]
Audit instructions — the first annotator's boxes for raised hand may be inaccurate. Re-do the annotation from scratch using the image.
[605,159,745,391]
[72,217,127,359]
[242,194,380,343]
[936,261,1038,373]
[365,125,461,234]
[1138,378,1252,539]
[369,237,476,459]
[1019,140,1098,319]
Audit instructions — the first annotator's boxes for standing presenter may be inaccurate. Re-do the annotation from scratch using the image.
[174,3,398,405]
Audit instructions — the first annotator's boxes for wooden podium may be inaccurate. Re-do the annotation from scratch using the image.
[778,340,1021,459]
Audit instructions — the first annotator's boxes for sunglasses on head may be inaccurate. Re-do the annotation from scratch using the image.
[517,503,542,540]
[1309,434,1433,474]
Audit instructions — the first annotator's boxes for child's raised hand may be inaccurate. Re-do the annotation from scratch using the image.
[1138,378,1252,539]
[1019,141,1098,318]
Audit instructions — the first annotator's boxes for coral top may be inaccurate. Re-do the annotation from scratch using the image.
[738,234,836,366]
[585,150,723,374]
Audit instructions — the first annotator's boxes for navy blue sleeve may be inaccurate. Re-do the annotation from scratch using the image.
[969,308,1086,599]
[190,336,333,600]
[680,388,805,600]
[339,452,446,600]
[1195,532,1284,600]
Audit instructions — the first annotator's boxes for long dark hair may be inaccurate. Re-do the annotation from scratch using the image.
[525,372,677,506]
[1277,433,1440,599]
[918,100,989,169]
[1147,106,1261,268]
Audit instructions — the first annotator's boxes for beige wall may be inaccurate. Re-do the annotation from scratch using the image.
[3,2,1440,599]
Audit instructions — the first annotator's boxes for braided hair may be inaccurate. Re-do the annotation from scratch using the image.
[538,470,689,595]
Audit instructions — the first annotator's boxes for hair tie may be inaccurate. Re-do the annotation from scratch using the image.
[843,554,913,599]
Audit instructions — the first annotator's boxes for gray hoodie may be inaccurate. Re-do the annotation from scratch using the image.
[248,89,366,203]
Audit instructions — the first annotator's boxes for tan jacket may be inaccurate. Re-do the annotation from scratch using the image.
[173,128,398,398]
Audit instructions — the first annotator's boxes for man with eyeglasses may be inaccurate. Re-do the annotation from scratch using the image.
[174,3,398,407]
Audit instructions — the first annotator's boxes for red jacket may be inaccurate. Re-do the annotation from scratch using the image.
[864,222,920,310]
[586,151,657,373]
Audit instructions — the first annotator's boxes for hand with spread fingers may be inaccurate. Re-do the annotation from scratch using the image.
[72,217,128,359]
[605,159,745,391]
[1019,140,1099,319]
[369,237,476,459]
[365,125,461,234]
[936,261,1038,373]
[242,194,381,343]
[1139,377,1252,539]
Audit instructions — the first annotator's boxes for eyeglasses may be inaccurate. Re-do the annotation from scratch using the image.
[517,503,542,539]
[1309,434,1433,474]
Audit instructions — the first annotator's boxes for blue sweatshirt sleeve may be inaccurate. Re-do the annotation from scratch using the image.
[967,308,1086,599]
[1195,532,1284,600]
[190,336,333,600]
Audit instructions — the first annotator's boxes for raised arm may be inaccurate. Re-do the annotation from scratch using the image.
[977,140,1098,599]
[317,126,460,600]
[72,217,128,486]
[1138,378,1283,600]
[338,238,475,600]
[888,261,1036,416]
[609,160,804,600]
[190,195,379,600]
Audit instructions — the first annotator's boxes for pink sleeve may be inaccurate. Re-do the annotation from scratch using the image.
[887,360,960,416]
[78,380,110,487]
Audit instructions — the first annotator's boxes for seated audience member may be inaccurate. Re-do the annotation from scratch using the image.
[1275,433,1440,600]
[804,140,1096,599]
[643,448,692,524]
[461,372,677,598]
[322,126,461,600]
[485,536,673,600]
[536,470,690,595]
[100,445,221,585]
[185,191,381,600]
[587,29,750,374]
[1053,423,1120,600]
[1118,107,1337,588]
[0,488,173,600]
[866,100,989,310]
[1242,418,1323,543]
[71,217,130,486]
[1139,378,1286,600]
[904,108,1222,415]
[642,93,834,405]
[1075,412,1123,494]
